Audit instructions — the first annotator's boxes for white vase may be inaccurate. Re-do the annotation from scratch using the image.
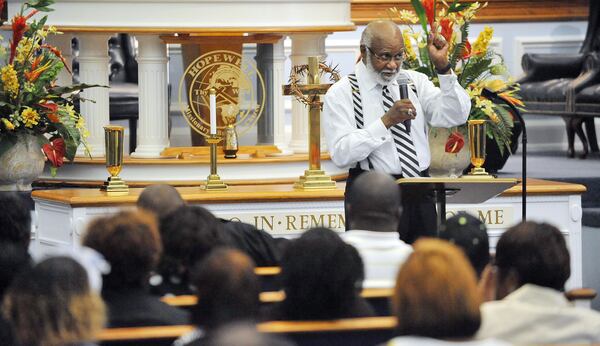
[428,127,471,178]
[0,133,45,191]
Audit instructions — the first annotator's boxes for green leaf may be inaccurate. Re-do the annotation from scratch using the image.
[48,83,107,96]
[448,1,471,13]
[54,122,81,160]
[410,0,429,34]
[25,0,55,12]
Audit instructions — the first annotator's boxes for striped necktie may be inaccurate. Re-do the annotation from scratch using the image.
[382,85,421,177]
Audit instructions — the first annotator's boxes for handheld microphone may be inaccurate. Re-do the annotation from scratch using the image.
[398,77,411,133]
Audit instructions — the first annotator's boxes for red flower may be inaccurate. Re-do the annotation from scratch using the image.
[422,0,436,30]
[42,44,72,74]
[39,102,60,122]
[9,10,38,64]
[440,18,453,44]
[461,40,472,59]
[42,138,66,169]
[445,131,465,154]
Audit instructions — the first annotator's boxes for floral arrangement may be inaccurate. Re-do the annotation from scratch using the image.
[0,0,97,176]
[389,0,524,155]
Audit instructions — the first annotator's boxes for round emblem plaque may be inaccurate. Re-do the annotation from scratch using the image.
[178,50,266,138]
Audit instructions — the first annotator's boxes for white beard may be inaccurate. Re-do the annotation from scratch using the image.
[365,53,402,86]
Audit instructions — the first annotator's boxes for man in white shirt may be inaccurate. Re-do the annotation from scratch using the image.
[476,221,600,344]
[341,171,412,288]
[323,20,470,243]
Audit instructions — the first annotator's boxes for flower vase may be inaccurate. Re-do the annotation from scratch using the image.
[428,127,471,178]
[0,133,45,191]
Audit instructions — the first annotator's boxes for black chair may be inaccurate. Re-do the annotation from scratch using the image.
[518,1,600,159]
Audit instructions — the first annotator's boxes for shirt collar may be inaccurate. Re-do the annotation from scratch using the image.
[355,62,399,91]
[504,284,570,307]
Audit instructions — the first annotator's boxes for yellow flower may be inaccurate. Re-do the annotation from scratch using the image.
[389,8,419,24]
[1,118,15,130]
[15,38,39,64]
[473,26,493,56]
[1,65,19,98]
[484,79,508,92]
[402,30,417,60]
[64,104,76,119]
[21,107,40,128]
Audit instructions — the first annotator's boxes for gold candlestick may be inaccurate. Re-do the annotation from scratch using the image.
[101,126,129,195]
[203,135,228,190]
[465,119,493,178]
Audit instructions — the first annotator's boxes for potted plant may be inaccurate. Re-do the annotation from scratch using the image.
[0,0,98,190]
[389,0,524,176]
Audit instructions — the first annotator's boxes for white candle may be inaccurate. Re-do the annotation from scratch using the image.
[209,88,217,135]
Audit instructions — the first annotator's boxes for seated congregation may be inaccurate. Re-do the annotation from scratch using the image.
[0,175,599,346]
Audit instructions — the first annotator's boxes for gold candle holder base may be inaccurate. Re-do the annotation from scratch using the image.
[101,176,130,195]
[204,174,228,190]
[462,167,495,179]
[203,135,228,191]
[293,170,337,190]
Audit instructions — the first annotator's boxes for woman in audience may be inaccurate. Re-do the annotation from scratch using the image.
[174,248,261,346]
[151,205,231,296]
[83,210,189,327]
[388,239,507,345]
[266,227,374,320]
[2,257,105,346]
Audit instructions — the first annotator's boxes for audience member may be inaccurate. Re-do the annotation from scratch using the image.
[2,257,105,346]
[206,322,293,346]
[477,221,600,344]
[83,210,189,327]
[0,243,31,345]
[388,239,508,346]
[152,205,231,295]
[342,171,412,288]
[138,185,282,268]
[174,248,261,346]
[439,212,490,278]
[137,184,186,220]
[0,192,32,252]
[266,227,374,320]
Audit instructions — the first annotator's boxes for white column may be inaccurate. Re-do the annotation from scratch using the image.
[76,33,110,158]
[288,33,327,153]
[272,38,293,155]
[46,34,73,86]
[130,35,170,158]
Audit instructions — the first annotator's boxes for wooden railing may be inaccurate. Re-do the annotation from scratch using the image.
[351,0,589,25]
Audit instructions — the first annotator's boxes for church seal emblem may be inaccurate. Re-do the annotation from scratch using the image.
[178,50,266,137]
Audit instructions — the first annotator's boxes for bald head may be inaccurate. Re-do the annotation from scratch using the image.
[360,20,403,53]
[137,184,185,219]
[347,172,402,232]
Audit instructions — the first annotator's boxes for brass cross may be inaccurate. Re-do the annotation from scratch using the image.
[282,56,336,190]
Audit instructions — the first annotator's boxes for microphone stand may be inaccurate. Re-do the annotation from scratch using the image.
[481,88,527,221]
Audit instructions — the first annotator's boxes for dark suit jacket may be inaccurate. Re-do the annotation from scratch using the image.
[103,287,190,328]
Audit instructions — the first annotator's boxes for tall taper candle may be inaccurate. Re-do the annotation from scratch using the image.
[209,88,217,135]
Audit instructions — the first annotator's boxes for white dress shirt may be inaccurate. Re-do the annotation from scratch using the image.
[341,230,412,288]
[477,284,600,344]
[323,62,470,174]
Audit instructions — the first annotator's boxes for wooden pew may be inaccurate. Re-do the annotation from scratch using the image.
[161,287,393,317]
[98,316,397,346]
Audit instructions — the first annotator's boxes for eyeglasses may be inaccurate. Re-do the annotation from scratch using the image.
[366,46,406,64]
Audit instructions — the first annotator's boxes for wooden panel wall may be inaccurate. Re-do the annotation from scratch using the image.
[352,0,589,25]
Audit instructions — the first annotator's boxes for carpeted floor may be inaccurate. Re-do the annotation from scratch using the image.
[500,151,600,226]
